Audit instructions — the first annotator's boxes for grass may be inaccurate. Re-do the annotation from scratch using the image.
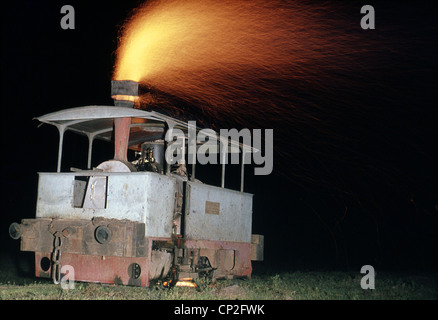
[0,267,436,300]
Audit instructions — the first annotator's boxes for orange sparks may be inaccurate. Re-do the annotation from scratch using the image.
[111,94,139,102]
[112,0,382,131]
[162,278,198,288]
[175,278,198,288]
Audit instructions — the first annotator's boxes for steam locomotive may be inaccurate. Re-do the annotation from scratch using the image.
[9,81,263,287]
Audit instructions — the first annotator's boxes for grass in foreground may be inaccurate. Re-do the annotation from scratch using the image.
[0,268,436,300]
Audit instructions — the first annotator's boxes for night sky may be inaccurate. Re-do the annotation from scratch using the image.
[1,0,437,277]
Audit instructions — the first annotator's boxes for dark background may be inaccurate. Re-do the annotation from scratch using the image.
[1,0,437,278]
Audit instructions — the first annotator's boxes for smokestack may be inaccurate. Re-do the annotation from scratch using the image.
[111,80,139,108]
[111,80,139,161]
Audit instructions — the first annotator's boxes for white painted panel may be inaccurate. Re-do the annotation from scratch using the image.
[36,172,177,238]
[184,181,253,243]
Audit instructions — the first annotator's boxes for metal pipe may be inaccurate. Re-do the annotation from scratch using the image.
[165,139,171,175]
[114,117,131,162]
[87,135,94,169]
[221,147,226,188]
[111,80,139,161]
[56,126,65,172]
[111,80,139,108]
[240,150,246,192]
[180,135,186,165]
[191,162,196,181]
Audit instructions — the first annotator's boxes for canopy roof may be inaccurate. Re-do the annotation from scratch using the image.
[37,106,185,149]
[35,105,257,152]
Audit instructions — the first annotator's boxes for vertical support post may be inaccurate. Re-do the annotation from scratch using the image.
[188,120,197,182]
[221,161,226,188]
[165,139,171,175]
[87,135,94,169]
[240,149,246,192]
[114,117,131,162]
[165,132,171,175]
[178,134,187,175]
[221,143,226,188]
[191,162,196,181]
[164,122,176,175]
[180,135,186,165]
[56,126,65,173]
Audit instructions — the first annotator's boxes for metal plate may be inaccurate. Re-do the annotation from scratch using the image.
[184,181,253,243]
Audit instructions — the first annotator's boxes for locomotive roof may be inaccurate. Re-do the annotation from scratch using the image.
[35,105,257,152]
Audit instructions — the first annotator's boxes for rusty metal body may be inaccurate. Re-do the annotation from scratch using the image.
[10,81,263,287]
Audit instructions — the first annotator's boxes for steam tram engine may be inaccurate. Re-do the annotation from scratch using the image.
[9,81,264,287]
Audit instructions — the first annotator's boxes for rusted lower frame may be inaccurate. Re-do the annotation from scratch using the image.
[35,236,172,287]
[19,218,147,258]
[184,239,253,280]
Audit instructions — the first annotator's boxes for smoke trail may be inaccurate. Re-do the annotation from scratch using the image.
[114,1,380,123]
[114,0,436,203]
[112,0,438,267]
